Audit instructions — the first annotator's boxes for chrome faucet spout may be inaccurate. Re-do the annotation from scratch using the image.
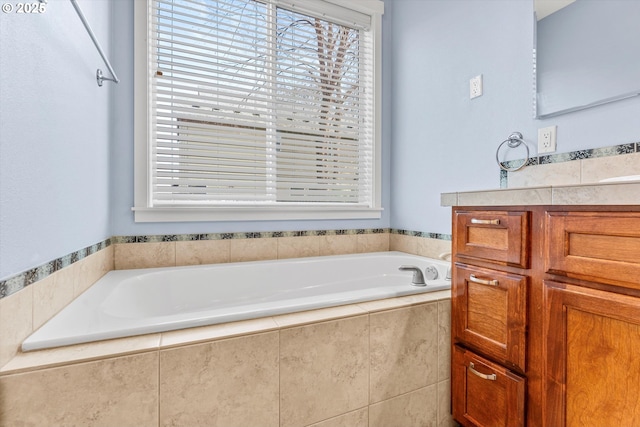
[398,265,426,286]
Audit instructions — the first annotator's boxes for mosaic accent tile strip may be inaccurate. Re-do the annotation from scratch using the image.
[390,229,452,241]
[110,228,389,244]
[0,239,111,300]
[499,141,640,188]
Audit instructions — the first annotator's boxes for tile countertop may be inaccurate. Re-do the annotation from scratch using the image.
[441,181,640,207]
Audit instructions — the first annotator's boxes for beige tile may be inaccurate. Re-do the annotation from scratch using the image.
[416,237,452,261]
[272,304,367,329]
[507,160,581,188]
[160,332,279,427]
[318,234,358,256]
[32,273,74,331]
[1,334,161,375]
[369,385,438,427]
[229,238,277,262]
[440,192,458,207]
[114,242,176,270]
[457,187,552,206]
[0,287,33,370]
[552,181,640,205]
[277,236,320,259]
[0,352,159,427]
[77,246,114,295]
[369,303,439,403]
[61,249,113,301]
[389,234,418,255]
[581,152,640,184]
[438,300,451,381]
[175,239,230,266]
[160,317,279,349]
[51,261,85,300]
[307,407,368,427]
[280,315,369,427]
[356,233,389,253]
[356,290,451,313]
[437,380,455,427]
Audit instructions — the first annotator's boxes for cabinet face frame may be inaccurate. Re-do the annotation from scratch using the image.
[543,280,640,427]
[453,263,528,372]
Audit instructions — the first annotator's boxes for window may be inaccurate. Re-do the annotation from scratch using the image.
[134,0,383,222]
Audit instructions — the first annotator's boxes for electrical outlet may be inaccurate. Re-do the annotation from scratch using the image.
[470,75,482,99]
[538,125,557,153]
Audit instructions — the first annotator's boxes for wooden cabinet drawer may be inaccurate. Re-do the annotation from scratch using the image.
[452,345,526,427]
[452,264,527,372]
[546,211,640,290]
[454,210,530,268]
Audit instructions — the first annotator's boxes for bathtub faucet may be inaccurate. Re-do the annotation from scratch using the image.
[398,265,426,287]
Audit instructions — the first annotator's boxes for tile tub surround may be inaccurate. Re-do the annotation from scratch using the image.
[112,228,392,270]
[113,228,451,270]
[0,246,114,370]
[0,293,454,427]
[0,228,452,372]
[0,228,452,301]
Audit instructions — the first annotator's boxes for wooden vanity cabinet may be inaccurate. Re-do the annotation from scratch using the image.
[452,205,640,427]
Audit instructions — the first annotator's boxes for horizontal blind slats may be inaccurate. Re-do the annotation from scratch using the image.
[149,0,373,205]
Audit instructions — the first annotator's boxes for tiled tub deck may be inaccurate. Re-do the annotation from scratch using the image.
[0,292,453,427]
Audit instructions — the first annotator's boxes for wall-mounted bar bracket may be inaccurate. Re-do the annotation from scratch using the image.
[70,0,119,87]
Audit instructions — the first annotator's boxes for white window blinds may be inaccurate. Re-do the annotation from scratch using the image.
[148,0,375,208]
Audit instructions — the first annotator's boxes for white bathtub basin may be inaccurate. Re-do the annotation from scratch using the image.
[23,251,451,351]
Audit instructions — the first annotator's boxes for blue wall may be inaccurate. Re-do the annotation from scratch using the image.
[389,0,640,235]
[2,0,640,281]
[0,0,112,279]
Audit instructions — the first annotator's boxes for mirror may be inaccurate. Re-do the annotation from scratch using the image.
[534,0,640,118]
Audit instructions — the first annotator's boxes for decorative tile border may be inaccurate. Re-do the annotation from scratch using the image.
[499,141,640,188]
[111,228,389,244]
[0,239,111,300]
[390,229,452,241]
[0,228,450,301]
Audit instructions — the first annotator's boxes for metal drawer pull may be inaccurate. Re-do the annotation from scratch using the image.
[470,218,500,225]
[469,362,497,381]
[469,274,499,286]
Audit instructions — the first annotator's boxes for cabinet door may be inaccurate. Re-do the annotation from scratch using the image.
[454,210,530,268]
[544,281,640,427]
[452,345,526,427]
[453,264,527,372]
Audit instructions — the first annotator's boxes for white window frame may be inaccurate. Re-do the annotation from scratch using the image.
[133,0,384,222]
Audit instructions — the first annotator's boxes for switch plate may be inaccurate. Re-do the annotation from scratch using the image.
[470,75,483,99]
[538,125,557,153]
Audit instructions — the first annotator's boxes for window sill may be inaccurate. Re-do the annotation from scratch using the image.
[132,206,384,222]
